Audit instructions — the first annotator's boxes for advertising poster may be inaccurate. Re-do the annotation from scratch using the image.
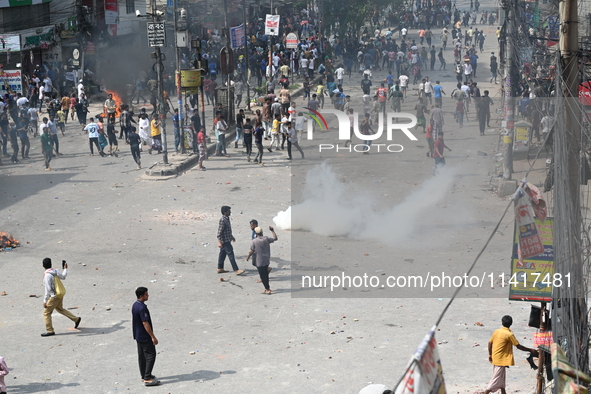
[509,217,554,301]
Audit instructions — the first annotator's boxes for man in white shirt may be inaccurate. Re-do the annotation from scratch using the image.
[38,83,45,111]
[461,82,471,112]
[401,27,408,39]
[423,77,433,105]
[43,77,52,100]
[16,93,28,110]
[84,117,101,156]
[399,74,409,98]
[308,57,315,78]
[28,106,38,136]
[463,61,473,83]
[41,257,81,336]
[299,57,309,78]
[335,66,345,86]
[77,80,85,100]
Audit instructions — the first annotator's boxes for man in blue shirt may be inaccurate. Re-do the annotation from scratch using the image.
[132,287,159,387]
[470,53,479,77]
[433,81,446,107]
[386,73,394,91]
[172,108,180,152]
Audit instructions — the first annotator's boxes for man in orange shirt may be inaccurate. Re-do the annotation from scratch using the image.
[375,82,388,117]
[483,316,535,394]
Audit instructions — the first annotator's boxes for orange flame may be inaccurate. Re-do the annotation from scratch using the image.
[0,232,19,249]
[102,90,123,118]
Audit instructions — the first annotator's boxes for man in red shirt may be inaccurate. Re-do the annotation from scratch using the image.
[433,132,451,175]
[376,82,388,117]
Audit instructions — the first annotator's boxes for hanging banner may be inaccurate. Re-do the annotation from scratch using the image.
[579,82,591,106]
[509,217,554,302]
[395,326,446,394]
[230,24,245,49]
[0,70,22,94]
[286,32,299,48]
[0,35,19,52]
[265,14,280,36]
[514,188,544,259]
[104,0,118,25]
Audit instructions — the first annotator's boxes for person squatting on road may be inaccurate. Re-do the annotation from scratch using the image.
[247,226,278,295]
[41,258,81,336]
[132,287,160,387]
[217,206,245,275]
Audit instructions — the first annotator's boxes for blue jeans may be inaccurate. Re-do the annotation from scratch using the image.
[235,127,243,146]
[216,133,227,155]
[173,127,180,151]
[218,242,239,271]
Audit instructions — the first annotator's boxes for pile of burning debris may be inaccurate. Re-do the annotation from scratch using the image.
[0,232,19,251]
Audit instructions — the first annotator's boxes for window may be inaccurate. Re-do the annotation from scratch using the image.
[1,3,50,33]
[126,0,135,15]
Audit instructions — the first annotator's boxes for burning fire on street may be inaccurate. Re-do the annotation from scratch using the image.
[101,90,123,118]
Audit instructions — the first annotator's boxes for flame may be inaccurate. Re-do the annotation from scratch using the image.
[0,232,19,249]
[103,90,123,118]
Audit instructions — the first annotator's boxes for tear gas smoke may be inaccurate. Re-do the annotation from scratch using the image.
[273,162,457,245]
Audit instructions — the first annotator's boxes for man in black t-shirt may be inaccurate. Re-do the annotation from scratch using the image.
[128,126,142,169]
[132,287,159,387]
[107,118,119,157]
[243,118,254,162]
[190,113,201,153]
[361,75,372,95]
[253,123,265,164]
[235,109,244,149]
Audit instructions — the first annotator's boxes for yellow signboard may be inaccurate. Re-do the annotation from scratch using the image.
[509,217,554,301]
[515,126,529,141]
[178,70,201,88]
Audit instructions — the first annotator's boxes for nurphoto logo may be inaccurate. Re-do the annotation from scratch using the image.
[303,108,419,153]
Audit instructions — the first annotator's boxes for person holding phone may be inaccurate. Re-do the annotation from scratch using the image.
[41,258,81,336]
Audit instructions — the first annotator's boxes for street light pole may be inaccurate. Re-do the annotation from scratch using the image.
[243,0,251,111]
[173,0,184,153]
[152,0,169,164]
[501,0,514,179]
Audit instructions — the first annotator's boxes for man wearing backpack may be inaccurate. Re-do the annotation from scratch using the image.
[41,257,81,336]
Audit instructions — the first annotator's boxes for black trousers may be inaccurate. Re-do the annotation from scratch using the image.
[89,137,100,154]
[131,145,141,165]
[257,265,270,290]
[136,341,157,380]
[244,134,253,157]
[254,143,264,162]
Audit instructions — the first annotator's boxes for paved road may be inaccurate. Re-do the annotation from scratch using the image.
[0,4,542,394]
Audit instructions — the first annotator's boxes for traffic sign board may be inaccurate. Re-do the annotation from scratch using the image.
[147,22,166,47]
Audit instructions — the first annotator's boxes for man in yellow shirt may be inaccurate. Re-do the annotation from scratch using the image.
[150,114,162,154]
[484,316,535,394]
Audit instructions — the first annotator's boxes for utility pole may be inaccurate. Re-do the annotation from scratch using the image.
[501,0,515,180]
[173,0,184,153]
[152,0,169,164]
[268,0,273,82]
[555,0,588,373]
[223,0,232,125]
[560,0,580,207]
[242,0,251,111]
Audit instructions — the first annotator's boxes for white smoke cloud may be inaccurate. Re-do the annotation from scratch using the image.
[273,162,457,245]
